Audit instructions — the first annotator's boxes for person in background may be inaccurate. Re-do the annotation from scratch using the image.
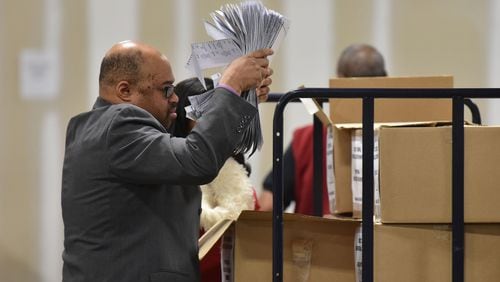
[173,77,262,282]
[336,43,387,78]
[61,40,273,282]
[258,43,386,215]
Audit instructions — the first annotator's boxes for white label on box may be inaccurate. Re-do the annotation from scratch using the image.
[354,226,362,282]
[221,225,235,282]
[351,131,381,218]
[326,125,336,213]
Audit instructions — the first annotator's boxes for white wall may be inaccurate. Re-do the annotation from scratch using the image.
[2,1,500,280]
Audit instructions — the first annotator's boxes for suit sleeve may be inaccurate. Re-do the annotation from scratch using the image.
[106,89,257,185]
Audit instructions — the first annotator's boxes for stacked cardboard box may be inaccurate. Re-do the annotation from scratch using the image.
[333,122,500,280]
[333,122,500,223]
[201,211,500,282]
[374,223,500,282]
[198,211,360,281]
[328,75,453,125]
[231,212,358,281]
[200,76,500,281]
[327,76,500,281]
[328,75,454,215]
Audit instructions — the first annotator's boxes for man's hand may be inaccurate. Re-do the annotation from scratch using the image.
[256,68,273,103]
[220,48,274,95]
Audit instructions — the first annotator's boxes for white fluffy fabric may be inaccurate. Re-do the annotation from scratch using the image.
[200,157,255,231]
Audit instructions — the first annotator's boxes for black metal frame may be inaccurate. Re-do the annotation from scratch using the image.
[267,94,328,217]
[269,88,496,282]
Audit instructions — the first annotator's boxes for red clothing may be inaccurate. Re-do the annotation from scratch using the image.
[291,125,330,215]
[200,238,221,282]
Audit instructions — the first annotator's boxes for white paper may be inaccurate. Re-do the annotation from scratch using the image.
[186,1,289,155]
[300,98,320,115]
[354,226,362,282]
[186,90,215,121]
[204,21,230,41]
[351,131,380,218]
[185,39,242,89]
[187,39,242,70]
[221,224,236,282]
[19,49,60,100]
[326,125,336,214]
[211,72,222,87]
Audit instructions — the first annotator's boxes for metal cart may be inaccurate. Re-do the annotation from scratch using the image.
[269,88,492,282]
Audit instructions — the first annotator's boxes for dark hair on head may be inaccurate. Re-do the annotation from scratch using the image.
[336,44,387,78]
[172,77,214,138]
[98,49,144,87]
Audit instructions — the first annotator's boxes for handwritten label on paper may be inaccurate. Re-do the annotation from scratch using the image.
[186,39,242,89]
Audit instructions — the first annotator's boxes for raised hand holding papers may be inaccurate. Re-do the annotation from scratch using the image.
[185,0,289,155]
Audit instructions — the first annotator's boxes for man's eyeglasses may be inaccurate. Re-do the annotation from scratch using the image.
[162,85,175,99]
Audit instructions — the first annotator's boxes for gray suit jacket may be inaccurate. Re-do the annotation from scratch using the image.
[62,89,256,282]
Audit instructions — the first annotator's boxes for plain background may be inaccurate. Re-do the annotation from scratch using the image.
[1,0,500,281]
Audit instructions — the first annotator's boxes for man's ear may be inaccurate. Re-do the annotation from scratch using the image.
[116,81,132,102]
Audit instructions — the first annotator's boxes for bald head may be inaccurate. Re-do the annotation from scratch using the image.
[96,40,177,128]
[336,44,387,78]
[99,42,142,89]
[98,41,162,90]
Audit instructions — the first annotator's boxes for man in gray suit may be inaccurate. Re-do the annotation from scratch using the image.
[61,40,273,282]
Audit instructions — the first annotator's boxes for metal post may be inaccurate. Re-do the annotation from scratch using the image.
[272,94,290,282]
[452,96,465,282]
[362,96,374,282]
[313,113,324,216]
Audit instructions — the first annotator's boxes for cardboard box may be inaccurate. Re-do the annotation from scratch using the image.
[327,76,454,216]
[379,124,500,223]
[328,75,453,124]
[333,122,500,223]
[332,122,429,217]
[374,223,500,282]
[199,211,359,282]
[200,212,500,281]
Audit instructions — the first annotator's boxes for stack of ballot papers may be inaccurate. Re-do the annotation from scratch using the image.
[186,0,289,155]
